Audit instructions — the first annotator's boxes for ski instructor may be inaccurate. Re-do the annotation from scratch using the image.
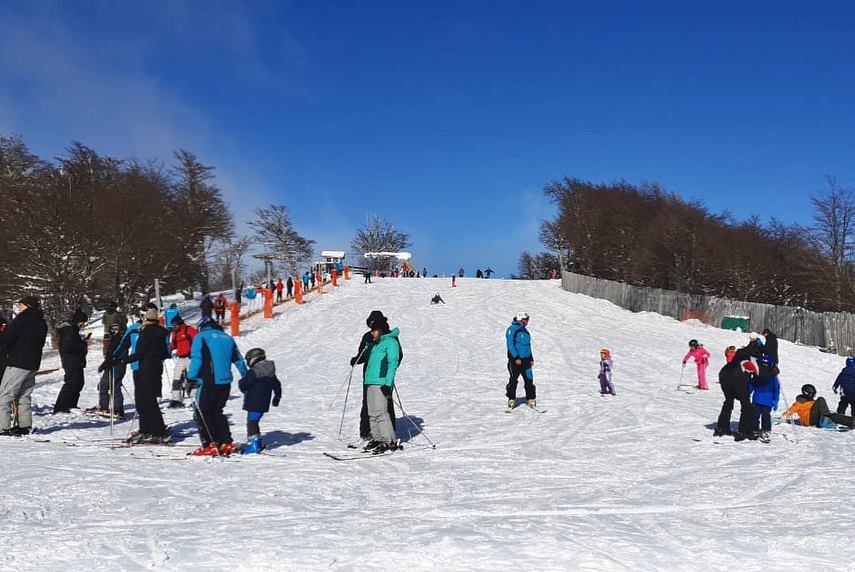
[506,312,536,408]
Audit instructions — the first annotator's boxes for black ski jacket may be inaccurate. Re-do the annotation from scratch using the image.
[58,322,88,371]
[124,322,170,380]
[4,308,48,371]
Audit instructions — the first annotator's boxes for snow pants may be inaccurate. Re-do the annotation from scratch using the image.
[171,357,190,402]
[717,378,753,434]
[195,383,232,445]
[366,385,395,444]
[135,370,167,437]
[750,404,772,432]
[246,411,264,437]
[97,369,124,414]
[837,394,855,416]
[507,359,536,401]
[54,367,85,412]
[599,373,615,395]
[810,397,855,429]
[0,367,36,430]
[359,382,396,440]
[696,363,708,390]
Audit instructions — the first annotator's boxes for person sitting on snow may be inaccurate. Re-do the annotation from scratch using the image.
[237,347,282,454]
[781,384,855,430]
[430,293,445,305]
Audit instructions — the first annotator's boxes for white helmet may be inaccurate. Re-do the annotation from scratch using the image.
[515,312,530,321]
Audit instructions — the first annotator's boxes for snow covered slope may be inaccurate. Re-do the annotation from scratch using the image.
[2,278,854,571]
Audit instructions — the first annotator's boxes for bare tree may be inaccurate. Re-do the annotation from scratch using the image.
[810,176,855,311]
[212,236,253,290]
[351,215,411,271]
[249,205,315,277]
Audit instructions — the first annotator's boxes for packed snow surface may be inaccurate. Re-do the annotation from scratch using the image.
[2,278,854,571]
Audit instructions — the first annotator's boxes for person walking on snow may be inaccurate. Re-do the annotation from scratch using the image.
[598,348,616,395]
[187,316,248,456]
[245,285,257,312]
[214,293,227,324]
[275,279,284,303]
[0,296,48,436]
[362,318,402,453]
[832,357,855,416]
[286,276,294,299]
[168,316,197,407]
[54,308,90,413]
[682,339,711,390]
[237,347,282,454]
[506,312,536,408]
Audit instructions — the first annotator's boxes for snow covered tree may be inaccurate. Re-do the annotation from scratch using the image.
[249,205,315,277]
[211,236,253,291]
[515,251,559,279]
[351,215,411,272]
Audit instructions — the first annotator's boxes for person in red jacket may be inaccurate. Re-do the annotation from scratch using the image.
[168,316,197,408]
[214,294,227,325]
[275,279,284,303]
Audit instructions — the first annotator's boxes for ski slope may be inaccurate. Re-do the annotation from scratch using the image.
[2,278,854,571]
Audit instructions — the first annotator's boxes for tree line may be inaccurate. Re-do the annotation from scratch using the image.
[521,177,855,313]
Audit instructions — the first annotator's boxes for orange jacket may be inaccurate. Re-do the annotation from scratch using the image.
[782,399,814,426]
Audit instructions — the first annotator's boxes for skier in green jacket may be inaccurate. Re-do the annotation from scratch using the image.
[363,318,401,453]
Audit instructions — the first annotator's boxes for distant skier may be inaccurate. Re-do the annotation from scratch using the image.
[101,301,127,357]
[682,339,711,390]
[832,357,855,416]
[363,270,372,284]
[286,276,294,299]
[430,293,446,305]
[237,347,282,454]
[200,295,214,319]
[54,308,90,414]
[506,312,536,408]
[458,268,465,278]
[168,316,196,407]
[214,293,227,324]
[476,269,483,279]
[782,384,855,430]
[245,285,257,312]
[761,328,778,365]
[484,268,493,278]
[187,316,248,456]
[163,303,181,331]
[748,355,780,442]
[275,279,284,303]
[452,275,456,288]
[598,348,615,395]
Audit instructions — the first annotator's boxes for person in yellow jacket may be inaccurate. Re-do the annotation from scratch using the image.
[782,384,855,429]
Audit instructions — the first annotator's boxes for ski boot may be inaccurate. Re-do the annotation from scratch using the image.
[507,398,515,409]
[126,432,146,445]
[733,432,748,442]
[192,443,220,456]
[240,435,264,455]
[167,400,184,409]
[713,427,732,437]
[526,399,536,408]
[13,427,32,436]
[759,431,771,443]
[218,442,236,456]
[747,431,760,441]
[363,440,382,452]
[373,440,401,455]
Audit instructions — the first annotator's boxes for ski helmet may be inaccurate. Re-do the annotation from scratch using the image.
[847,357,855,368]
[688,339,699,348]
[515,312,530,322]
[800,384,817,399]
[600,348,611,359]
[245,347,266,368]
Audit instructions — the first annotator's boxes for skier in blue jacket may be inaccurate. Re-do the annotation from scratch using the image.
[749,355,780,442]
[237,347,282,454]
[187,317,248,456]
[506,312,536,408]
[833,357,855,415]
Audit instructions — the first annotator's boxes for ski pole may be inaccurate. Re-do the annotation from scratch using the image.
[336,345,367,438]
[109,368,115,450]
[393,384,436,448]
[677,363,685,390]
[189,395,219,456]
[778,382,800,444]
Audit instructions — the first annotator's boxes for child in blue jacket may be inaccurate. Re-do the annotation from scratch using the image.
[833,357,855,415]
[237,347,282,454]
[749,355,780,443]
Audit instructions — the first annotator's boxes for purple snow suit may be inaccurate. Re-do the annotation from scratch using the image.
[599,358,615,395]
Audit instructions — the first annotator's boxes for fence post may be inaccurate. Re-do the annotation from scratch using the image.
[230,301,240,337]
[295,280,303,304]
[263,288,273,319]
[332,268,338,287]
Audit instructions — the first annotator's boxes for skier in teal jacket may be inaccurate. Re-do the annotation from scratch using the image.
[363,319,401,453]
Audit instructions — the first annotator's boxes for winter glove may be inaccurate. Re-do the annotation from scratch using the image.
[97,359,113,373]
[833,386,838,394]
[272,398,280,407]
[350,356,357,367]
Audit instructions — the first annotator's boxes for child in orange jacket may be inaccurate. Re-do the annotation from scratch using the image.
[782,384,855,429]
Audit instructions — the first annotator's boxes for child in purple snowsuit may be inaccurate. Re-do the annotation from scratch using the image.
[599,349,616,395]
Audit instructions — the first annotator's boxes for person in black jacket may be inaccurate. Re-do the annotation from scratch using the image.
[761,328,778,365]
[350,310,401,440]
[118,308,171,444]
[0,314,8,387]
[715,341,762,439]
[0,296,49,436]
[200,295,214,319]
[54,308,90,413]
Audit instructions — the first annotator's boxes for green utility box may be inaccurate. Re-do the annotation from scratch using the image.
[721,316,750,332]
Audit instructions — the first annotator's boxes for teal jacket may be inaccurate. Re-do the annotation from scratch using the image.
[364,328,401,387]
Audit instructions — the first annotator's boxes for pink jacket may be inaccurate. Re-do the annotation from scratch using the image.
[683,346,710,366]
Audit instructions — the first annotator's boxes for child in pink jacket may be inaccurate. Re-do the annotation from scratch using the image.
[682,339,711,390]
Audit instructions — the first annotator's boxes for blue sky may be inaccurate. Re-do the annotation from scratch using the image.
[1,1,854,277]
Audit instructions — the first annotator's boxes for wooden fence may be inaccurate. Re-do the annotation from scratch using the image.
[561,271,855,356]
